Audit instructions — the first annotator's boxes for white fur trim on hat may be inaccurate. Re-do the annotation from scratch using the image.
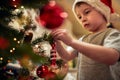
[72,0,111,23]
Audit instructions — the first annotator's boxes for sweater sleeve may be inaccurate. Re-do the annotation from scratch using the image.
[103,29,120,53]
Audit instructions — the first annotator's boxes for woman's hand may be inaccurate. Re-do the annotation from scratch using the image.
[51,29,74,46]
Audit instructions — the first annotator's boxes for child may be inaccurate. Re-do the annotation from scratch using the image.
[51,0,120,80]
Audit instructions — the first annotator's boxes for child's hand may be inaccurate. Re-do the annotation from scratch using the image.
[51,29,73,46]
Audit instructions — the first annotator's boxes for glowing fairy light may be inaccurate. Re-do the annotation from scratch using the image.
[15,9,19,12]
[17,41,20,44]
[13,38,17,41]
[13,48,15,50]
[21,6,24,9]
[0,57,3,60]
[10,50,13,52]
[14,5,17,8]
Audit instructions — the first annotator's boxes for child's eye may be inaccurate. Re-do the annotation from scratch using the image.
[84,9,91,15]
[78,16,82,19]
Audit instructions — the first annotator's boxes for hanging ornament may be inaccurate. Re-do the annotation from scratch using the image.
[36,65,49,78]
[39,0,68,29]
[50,43,57,68]
[36,62,68,80]
[32,33,69,80]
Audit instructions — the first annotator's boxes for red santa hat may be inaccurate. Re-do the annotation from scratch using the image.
[72,0,120,27]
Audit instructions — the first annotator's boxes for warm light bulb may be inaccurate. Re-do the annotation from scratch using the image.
[10,50,13,53]
[17,41,20,44]
[0,57,3,60]
[13,38,17,41]
[21,6,24,9]
[13,48,15,50]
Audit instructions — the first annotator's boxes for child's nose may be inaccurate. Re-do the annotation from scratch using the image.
[81,16,87,22]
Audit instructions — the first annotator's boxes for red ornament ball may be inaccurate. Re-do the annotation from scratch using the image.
[36,65,49,78]
[39,1,68,29]
[45,71,56,80]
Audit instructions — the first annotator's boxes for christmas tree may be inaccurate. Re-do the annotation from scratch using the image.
[0,0,68,80]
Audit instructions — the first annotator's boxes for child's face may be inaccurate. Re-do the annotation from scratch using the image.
[75,3,107,32]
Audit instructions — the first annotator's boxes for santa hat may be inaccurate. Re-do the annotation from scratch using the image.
[72,0,120,27]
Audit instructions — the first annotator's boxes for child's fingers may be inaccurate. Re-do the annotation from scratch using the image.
[51,29,66,38]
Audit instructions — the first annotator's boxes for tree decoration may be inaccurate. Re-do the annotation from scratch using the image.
[0,0,48,8]
[39,0,68,29]
[36,65,49,78]
[36,62,68,80]
[0,0,68,79]
[0,0,48,27]
[0,63,31,80]
[50,43,57,67]
[32,34,68,80]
